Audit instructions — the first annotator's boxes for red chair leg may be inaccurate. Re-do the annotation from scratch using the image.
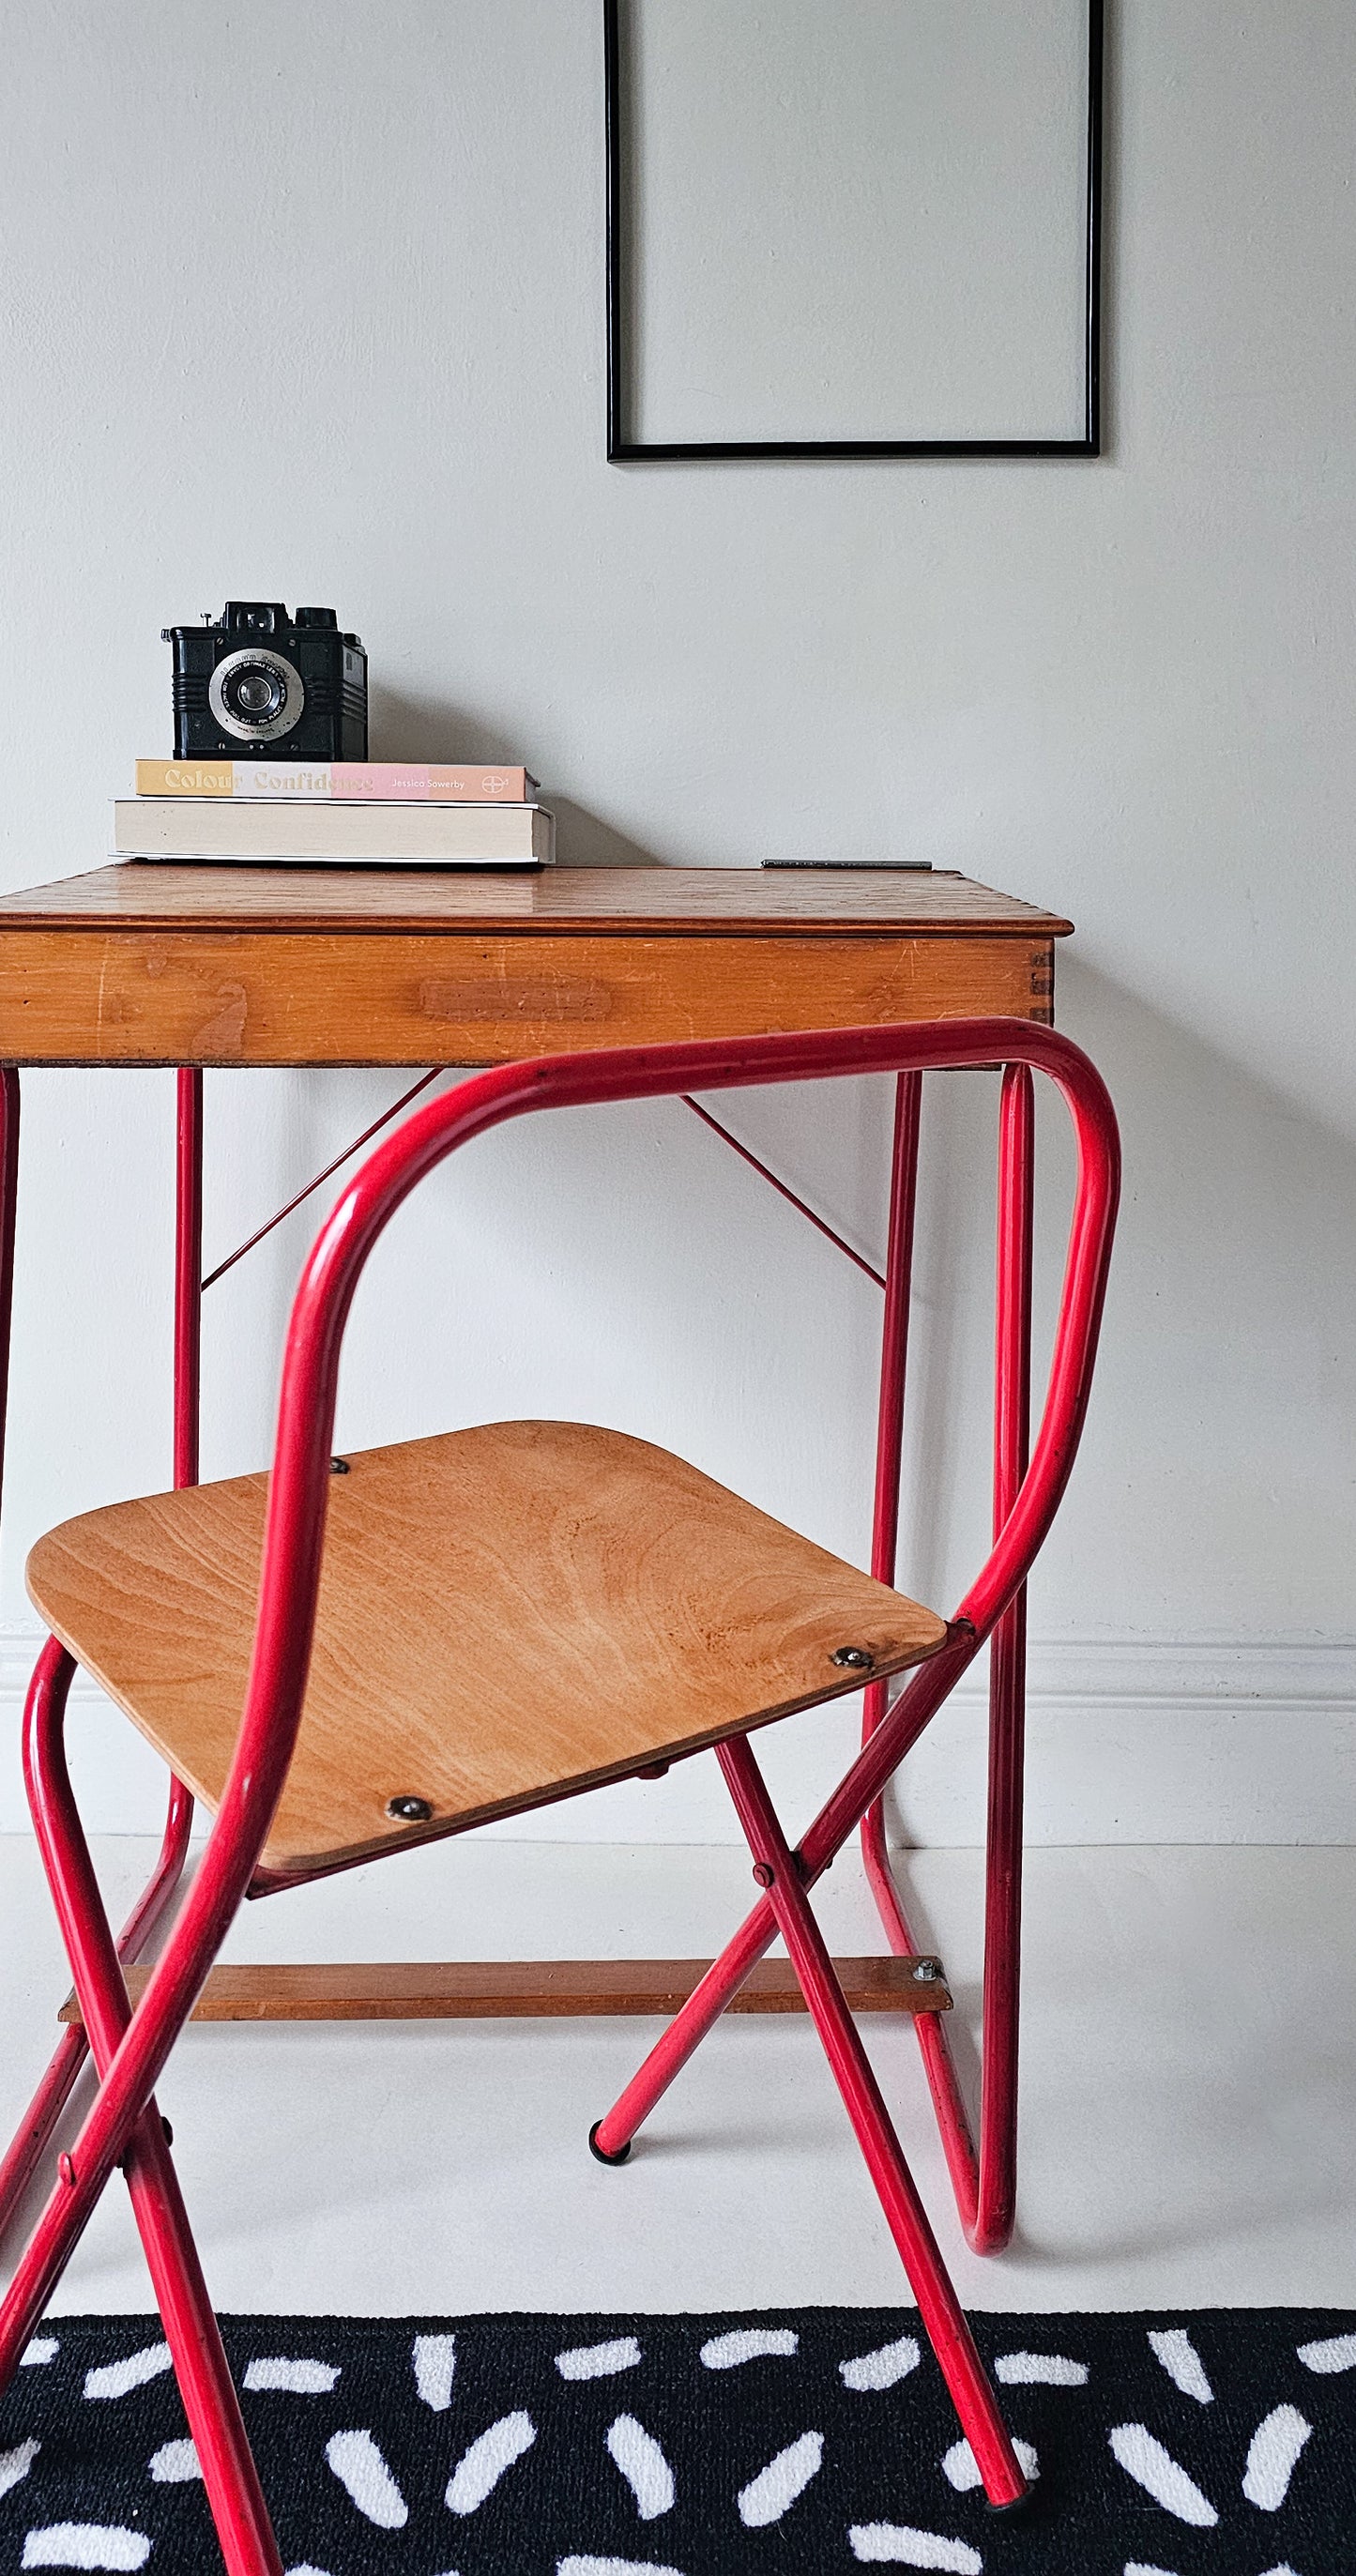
[0,1639,282,2576]
[0,1775,194,2240]
[590,1627,976,2161]
[715,1733,1026,2509]
[597,1059,1048,2249]
[0,1071,200,2245]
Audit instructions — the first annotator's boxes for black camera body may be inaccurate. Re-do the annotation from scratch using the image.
[162,602,368,760]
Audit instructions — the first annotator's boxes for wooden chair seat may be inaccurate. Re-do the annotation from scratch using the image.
[26,1420,947,1880]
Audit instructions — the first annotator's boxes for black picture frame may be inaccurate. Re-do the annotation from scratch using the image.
[605,0,1104,463]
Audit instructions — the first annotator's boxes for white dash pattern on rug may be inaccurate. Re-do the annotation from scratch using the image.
[0,2307,1348,2572]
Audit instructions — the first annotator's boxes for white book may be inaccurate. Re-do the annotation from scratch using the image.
[114,799,555,866]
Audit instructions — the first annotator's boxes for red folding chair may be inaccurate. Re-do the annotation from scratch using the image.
[0,1018,1118,2573]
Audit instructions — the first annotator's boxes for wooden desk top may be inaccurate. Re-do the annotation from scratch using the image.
[0,864,1072,939]
[0,865,1071,1067]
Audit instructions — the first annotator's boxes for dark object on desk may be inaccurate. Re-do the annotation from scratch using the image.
[762,860,933,871]
[162,602,367,760]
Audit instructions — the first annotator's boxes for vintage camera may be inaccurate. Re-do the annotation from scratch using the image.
[162,602,368,759]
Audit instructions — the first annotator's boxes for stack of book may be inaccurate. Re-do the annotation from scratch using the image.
[114,762,555,869]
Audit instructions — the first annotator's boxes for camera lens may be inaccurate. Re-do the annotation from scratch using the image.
[208,646,304,742]
[230,666,282,721]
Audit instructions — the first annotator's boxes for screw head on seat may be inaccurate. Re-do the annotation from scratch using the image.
[329,1456,350,1474]
[386,1794,434,1822]
[830,1645,874,1670]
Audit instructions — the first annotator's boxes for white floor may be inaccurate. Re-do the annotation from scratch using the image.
[2,1836,1353,2321]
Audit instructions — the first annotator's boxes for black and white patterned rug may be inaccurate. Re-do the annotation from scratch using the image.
[1,2307,1353,2575]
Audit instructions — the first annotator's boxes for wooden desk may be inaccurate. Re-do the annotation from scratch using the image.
[0,863,1069,1063]
[0,863,1071,2034]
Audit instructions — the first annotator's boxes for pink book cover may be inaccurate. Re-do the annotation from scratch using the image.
[329,764,538,801]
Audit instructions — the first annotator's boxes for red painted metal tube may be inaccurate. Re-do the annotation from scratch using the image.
[0,1071,83,2237]
[591,1623,991,2160]
[175,1066,203,1488]
[23,1639,282,2574]
[0,1019,1118,2409]
[862,1064,1037,2253]
[860,1826,981,2219]
[592,1029,1119,2160]
[165,1063,201,1871]
[201,1068,440,1293]
[716,1730,1026,2506]
[0,1075,196,2245]
[681,1093,886,1288]
[974,1062,1035,2254]
[0,1786,199,2240]
[0,1069,21,1520]
[857,1066,984,2231]
[166,1063,201,1844]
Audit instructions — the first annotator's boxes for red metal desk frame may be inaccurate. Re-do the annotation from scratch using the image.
[0,861,1073,2261]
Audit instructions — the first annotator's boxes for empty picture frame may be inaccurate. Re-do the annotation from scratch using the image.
[605,0,1104,461]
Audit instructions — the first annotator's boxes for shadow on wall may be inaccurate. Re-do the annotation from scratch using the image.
[368,685,659,868]
[1049,952,1356,1639]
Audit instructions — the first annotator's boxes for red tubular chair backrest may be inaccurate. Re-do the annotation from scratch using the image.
[49,1018,1120,2229]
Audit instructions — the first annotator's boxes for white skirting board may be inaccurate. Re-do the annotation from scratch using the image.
[0,1629,1353,1847]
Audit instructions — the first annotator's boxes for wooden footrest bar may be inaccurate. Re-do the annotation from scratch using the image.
[60,1954,952,2025]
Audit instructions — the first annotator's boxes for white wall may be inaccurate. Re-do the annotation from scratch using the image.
[2,1,1354,1846]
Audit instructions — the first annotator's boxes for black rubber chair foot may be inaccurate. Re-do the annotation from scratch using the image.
[985,2484,1035,2516]
[588,2120,632,2166]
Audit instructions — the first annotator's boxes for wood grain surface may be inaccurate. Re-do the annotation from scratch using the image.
[0,927,1054,1064]
[59,1954,954,2023]
[0,864,1073,935]
[27,1421,948,1878]
[0,865,1065,1063]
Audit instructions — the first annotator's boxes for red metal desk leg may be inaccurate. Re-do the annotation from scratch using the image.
[859,1072,987,2234]
[0,1070,20,1510]
[862,1063,1035,2254]
[0,1071,196,2243]
[160,1064,200,1872]
[175,1066,203,1489]
[975,1061,1034,2253]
